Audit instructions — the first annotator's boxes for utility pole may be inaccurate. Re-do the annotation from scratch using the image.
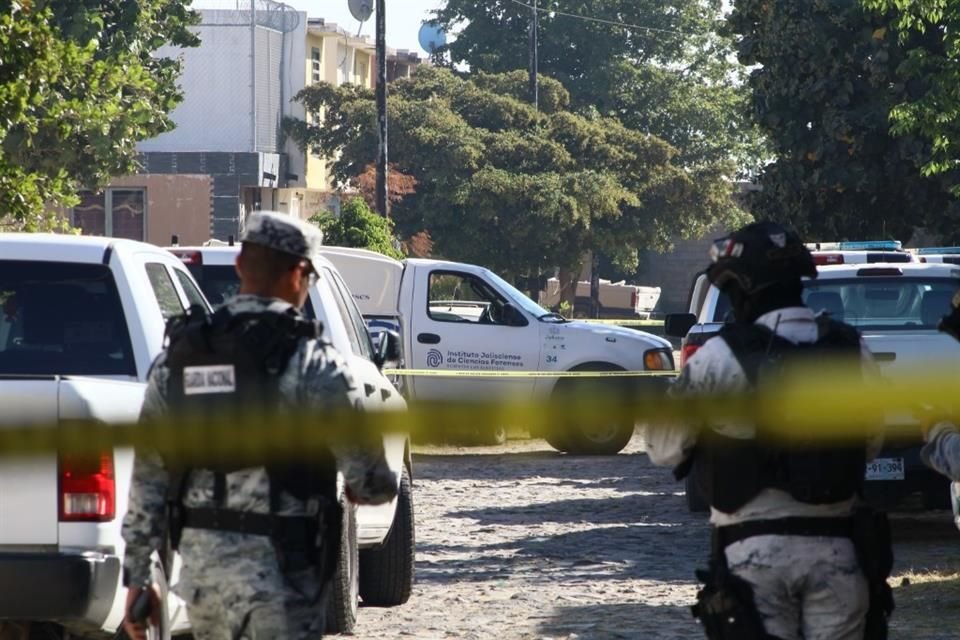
[375,0,389,217]
[528,0,538,111]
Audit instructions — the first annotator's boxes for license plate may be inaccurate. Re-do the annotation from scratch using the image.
[865,457,905,481]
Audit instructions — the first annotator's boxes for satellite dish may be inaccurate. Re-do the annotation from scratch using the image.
[348,0,373,23]
[418,22,448,54]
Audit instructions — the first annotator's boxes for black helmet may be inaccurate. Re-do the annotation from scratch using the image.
[706,221,817,295]
[939,289,960,343]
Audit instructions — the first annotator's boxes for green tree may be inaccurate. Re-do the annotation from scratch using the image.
[433,0,766,176]
[862,1,960,190]
[286,67,746,288]
[311,197,404,260]
[0,1,199,231]
[728,0,960,242]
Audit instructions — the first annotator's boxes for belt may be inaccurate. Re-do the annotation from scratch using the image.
[180,507,316,539]
[716,516,853,548]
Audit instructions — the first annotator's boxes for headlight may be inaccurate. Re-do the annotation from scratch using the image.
[643,348,673,371]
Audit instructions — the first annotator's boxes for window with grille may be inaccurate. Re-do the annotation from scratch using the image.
[71,189,146,241]
[311,45,322,84]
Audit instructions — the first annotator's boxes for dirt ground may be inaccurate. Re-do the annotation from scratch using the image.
[351,435,960,640]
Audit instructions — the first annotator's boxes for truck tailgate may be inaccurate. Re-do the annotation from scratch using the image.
[0,378,60,545]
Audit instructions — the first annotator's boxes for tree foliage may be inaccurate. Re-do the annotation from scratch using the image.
[433,0,766,176]
[0,1,198,230]
[287,67,746,282]
[862,0,960,189]
[728,0,960,242]
[311,197,404,260]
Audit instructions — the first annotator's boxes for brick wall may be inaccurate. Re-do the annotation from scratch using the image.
[636,226,727,315]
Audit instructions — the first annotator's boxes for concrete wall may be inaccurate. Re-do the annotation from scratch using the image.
[140,9,307,160]
[636,226,727,315]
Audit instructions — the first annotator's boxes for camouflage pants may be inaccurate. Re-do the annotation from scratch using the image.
[176,529,324,640]
[724,535,869,640]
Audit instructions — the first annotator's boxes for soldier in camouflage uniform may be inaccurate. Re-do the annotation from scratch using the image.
[645,222,891,640]
[122,211,397,640]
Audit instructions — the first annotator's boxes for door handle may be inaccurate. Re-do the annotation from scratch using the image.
[874,352,896,362]
[417,333,441,344]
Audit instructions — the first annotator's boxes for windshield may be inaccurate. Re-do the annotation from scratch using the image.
[802,276,959,330]
[191,264,241,308]
[0,260,136,376]
[483,269,552,319]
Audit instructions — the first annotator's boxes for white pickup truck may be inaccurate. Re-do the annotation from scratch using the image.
[318,248,676,455]
[0,234,206,638]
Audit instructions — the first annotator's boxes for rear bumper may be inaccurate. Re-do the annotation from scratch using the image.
[864,444,950,509]
[0,551,120,626]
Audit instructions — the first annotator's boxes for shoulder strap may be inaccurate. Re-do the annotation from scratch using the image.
[719,322,795,385]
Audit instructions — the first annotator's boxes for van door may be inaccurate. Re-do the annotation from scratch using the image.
[409,269,539,401]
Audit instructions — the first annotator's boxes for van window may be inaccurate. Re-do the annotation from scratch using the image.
[321,267,370,358]
[0,260,136,376]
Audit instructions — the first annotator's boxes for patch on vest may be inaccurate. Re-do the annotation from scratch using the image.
[183,364,236,395]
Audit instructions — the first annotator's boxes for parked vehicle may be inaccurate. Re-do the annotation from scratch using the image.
[168,245,414,633]
[317,247,675,455]
[539,277,661,318]
[0,234,204,638]
[665,260,960,511]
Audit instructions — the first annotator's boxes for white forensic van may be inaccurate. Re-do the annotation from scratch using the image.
[318,247,676,455]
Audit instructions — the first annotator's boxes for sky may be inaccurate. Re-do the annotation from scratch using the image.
[203,0,448,55]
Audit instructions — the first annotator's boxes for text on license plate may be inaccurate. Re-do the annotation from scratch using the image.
[865,457,905,481]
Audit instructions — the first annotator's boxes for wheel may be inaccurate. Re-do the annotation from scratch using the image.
[551,365,636,456]
[325,500,359,634]
[685,473,709,513]
[476,424,508,446]
[543,427,571,453]
[359,466,415,606]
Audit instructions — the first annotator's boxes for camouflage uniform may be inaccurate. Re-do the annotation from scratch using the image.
[645,307,879,640]
[122,212,395,639]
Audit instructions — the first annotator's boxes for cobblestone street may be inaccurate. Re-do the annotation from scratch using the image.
[352,436,960,640]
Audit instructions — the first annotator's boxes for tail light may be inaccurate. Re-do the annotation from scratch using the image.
[59,451,115,522]
[680,343,700,368]
[813,254,844,265]
[631,289,638,310]
[172,250,202,266]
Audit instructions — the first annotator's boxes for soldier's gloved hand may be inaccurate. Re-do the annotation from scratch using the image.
[122,585,160,640]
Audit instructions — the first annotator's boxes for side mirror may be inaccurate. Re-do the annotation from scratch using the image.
[664,312,697,338]
[371,329,402,368]
[501,302,529,327]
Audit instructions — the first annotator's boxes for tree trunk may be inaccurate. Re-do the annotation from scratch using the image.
[557,265,581,315]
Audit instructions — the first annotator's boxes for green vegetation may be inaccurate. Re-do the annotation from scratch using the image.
[310,197,404,260]
[286,67,746,285]
[0,1,198,231]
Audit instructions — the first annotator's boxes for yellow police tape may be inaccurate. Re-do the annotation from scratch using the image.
[580,319,664,327]
[382,368,676,378]
[0,363,956,461]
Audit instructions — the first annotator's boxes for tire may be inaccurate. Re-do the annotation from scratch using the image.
[685,473,709,513]
[554,368,635,456]
[543,428,571,453]
[325,501,359,634]
[359,466,415,606]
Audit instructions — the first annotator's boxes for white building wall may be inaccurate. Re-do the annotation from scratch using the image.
[140,8,307,160]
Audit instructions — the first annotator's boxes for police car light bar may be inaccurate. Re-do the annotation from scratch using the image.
[805,240,902,252]
[917,246,960,255]
[838,240,902,251]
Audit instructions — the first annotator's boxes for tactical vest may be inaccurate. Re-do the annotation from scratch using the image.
[162,304,336,510]
[678,315,867,514]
